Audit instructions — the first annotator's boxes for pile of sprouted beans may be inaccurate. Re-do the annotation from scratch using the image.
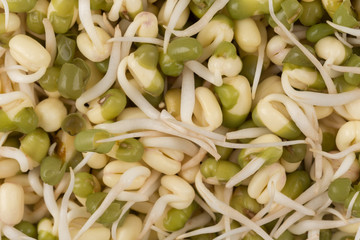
[5,0,360,239]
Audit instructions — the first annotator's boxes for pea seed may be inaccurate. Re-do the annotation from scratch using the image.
[167,37,203,62]
[116,138,144,162]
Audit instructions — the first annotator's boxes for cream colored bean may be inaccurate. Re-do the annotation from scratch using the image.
[222,75,252,119]
[103,160,147,190]
[121,0,143,19]
[1,93,33,120]
[158,0,189,29]
[159,175,195,209]
[179,164,199,184]
[335,121,360,151]
[135,12,158,37]
[85,152,108,169]
[70,218,110,240]
[241,134,282,157]
[117,107,148,120]
[247,163,286,204]
[35,97,67,132]
[116,214,142,240]
[280,158,302,173]
[253,76,284,107]
[197,16,233,48]
[0,182,24,225]
[345,99,360,120]
[77,27,112,62]
[330,154,360,182]
[86,99,106,124]
[9,34,51,72]
[55,130,77,162]
[338,221,360,234]
[193,87,223,131]
[5,174,41,205]
[284,67,321,90]
[315,36,348,65]
[38,218,55,237]
[208,54,242,77]
[142,148,182,175]
[314,106,333,119]
[235,18,261,53]
[266,35,291,66]
[3,13,21,33]
[0,158,20,178]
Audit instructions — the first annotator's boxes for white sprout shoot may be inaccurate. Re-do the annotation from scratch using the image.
[58,168,75,240]
[43,183,59,235]
[0,65,28,74]
[42,18,56,66]
[185,60,223,86]
[73,166,150,240]
[331,153,356,180]
[78,14,114,35]
[73,152,95,173]
[78,0,103,51]
[76,26,122,113]
[48,142,57,156]
[4,51,47,83]
[170,0,230,37]
[139,194,186,238]
[195,171,273,240]
[0,146,31,172]
[108,36,164,45]
[96,131,164,143]
[355,226,360,240]
[111,171,161,240]
[273,192,329,238]
[54,173,70,199]
[0,132,10,146]
[140,136,199,156]
[0,0,9,31]
[311,142,360,159]
[181,148,207,170]
[288,218,360,235]
[334,31,353,48]
[180,66,195,124]
[160,110,226,141]
[165,212,211,240]
[2,225,36,240]
[117,56,161,119]
[67,206,91,224]
[194,194,216,221]
[102,13,115,34]
[108,0,124,22]
[327,20,360,37]
[281,72,360,106]
[28,167,43,197]
[251,21,267,99]
[346,191,360,219]
[176,215,224,239]
[226,157,266,188]
[163,0,190,53]
[214,139,307,149]
[328,64,360,74]
[226,127,271,140]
